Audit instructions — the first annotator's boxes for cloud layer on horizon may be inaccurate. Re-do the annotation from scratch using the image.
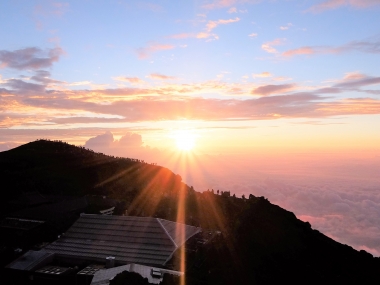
[1,65,380,128]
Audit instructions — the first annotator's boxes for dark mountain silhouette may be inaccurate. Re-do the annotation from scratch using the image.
[1,140,379,284]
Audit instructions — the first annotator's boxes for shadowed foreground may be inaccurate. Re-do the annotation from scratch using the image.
[1,140,379,284]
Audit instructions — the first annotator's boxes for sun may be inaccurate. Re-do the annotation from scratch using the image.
[174,130,196,151]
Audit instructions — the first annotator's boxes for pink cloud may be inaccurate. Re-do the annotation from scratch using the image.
[113,76,145,85]
[282,38,380,57]
[228,7,238,13]
[308,0,380,13]
[195,17,240,40]
[333,74,380,88]
[350,0,380,8]
[202,0,259,10]
[147,73,177,80]
[282,46,316,57]
[136,43,175,59]
[196,32,219,40]
[34,2,69,17]
[167,33,194,39]
[205,17,240,32]
[169,17,240,42]
[1,71,380,128]
[202,0,238,9]
[261,38,284,54]
[251,84,297,96]
[252,72,272,78]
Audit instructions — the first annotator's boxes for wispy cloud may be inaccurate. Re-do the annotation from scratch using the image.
[202,0,239,9]
[282,46,316,57]
[261,38,285,54]
[205,17,240,32]
[4,78,47,94]
[30,70,64,85]
[113,76,145,85]
[167,33,194,39]
[168,17,240,42]
[136,43,175,59]
[228,7,238,13]
[1,72,379,128]
[251,84,296,95]
[34,2,70,17]
[248,33,258,38]
[147,73,177,80]
[282,38,380,57]
[0,47,64,70]
[333,73,380,89]
[280,23,293,30]
[196,17,240,40]
[253,72,272,78]
[202,0,259,10]
[308,0,380,13]
[67,81,92,87]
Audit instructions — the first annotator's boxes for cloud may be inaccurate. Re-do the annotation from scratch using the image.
[228,7,238,13]
[248,33,258,38]
[261,38,285,54]
[202,0,260,9]
[118,132,143,147]
[282,46,316,57]
[333,73,380,89]
[282,38,380,57]
[0,142,19,152]
[196,32,219,40]
[169,17,240,41]
[340,38,380,54]
[250,84,297,96]
[180,150,380,255]
[147,73,177,80]
[0,47,64,70]
[203,0,238,9]
[5,79,46,94]
[308,0,380,13]
[30,70,64,85]
[84,131,142,150]
[167,33,194,39]
[205,17,240,32]
[196,17,240,40]
[136,43,175,59]
[253,72,272,78]
[83,131,162,162]
[67,81,92,86]
[84,131,114,149]
[113,76,145,85]
[1,72,380,128]
[280,23,293,30]
[34,2,70,17]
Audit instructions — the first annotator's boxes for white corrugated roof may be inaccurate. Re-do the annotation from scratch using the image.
[44,214,200,267]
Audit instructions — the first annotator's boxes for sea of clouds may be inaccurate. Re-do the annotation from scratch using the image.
[2,131,379,256]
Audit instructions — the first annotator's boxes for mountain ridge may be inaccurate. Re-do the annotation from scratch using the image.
[1,140,379,284]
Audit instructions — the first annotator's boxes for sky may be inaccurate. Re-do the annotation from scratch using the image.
[1,0,380,255]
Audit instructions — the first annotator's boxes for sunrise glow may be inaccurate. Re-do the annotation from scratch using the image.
[1,0,380,257]
[174,130,196,151]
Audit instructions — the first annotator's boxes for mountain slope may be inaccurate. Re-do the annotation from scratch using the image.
[1,140,379,284]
